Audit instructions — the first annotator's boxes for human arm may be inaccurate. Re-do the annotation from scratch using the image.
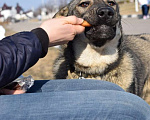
[0,16,84,94]
[0,31,48,88]
[40,16,84,46]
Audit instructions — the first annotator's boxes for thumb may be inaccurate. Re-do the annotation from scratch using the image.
[74,25,85,34]
[64,16,84,25]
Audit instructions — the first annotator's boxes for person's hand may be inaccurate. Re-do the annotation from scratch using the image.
[0,89,25,95]
[40,16,85,47]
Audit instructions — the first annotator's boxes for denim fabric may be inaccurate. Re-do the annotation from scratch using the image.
[142,5,149,16]
[0,79,150,120]
[27,79,124,93]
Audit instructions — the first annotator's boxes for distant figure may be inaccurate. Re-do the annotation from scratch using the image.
[37,15,42,21]
[138,0,150,19]
[0,25,5,40]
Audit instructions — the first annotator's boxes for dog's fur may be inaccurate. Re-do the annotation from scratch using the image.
[53,0,150,101]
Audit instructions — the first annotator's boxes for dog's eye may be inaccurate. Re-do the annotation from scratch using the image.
[108,1,116,6]
[79,1,90,8]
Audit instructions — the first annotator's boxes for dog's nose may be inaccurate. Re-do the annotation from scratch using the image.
[97,7,114,19]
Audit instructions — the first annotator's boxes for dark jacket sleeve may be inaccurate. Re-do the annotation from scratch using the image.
[0,28,49,88]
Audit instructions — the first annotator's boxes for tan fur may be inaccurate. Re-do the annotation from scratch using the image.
[53,0,150,103]
[67,52,134,91]
[142,78,150,100]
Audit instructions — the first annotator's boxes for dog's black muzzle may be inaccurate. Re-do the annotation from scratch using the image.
[84,6,118,47]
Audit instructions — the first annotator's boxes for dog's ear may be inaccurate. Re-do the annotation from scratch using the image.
[53,6,69,18]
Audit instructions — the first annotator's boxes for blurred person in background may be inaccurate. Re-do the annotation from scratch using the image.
[0,25,5,40]
[138,0,150,19]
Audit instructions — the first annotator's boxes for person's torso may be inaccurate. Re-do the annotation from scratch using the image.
[138,0,149,5]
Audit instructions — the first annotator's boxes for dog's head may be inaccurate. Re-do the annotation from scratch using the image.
[54,0,122,47]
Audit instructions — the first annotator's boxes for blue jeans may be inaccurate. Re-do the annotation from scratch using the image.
[142,5,149,16]
[0,79,150,120]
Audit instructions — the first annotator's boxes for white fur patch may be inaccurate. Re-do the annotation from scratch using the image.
[74,22,121,69]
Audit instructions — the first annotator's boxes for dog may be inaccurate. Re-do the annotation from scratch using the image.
[53,0,150,102]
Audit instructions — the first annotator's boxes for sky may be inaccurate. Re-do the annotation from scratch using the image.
[0,0,50,11]
[0,0,71,11]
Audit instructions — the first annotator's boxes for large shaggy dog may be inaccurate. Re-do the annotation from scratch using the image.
[53,0,150,101]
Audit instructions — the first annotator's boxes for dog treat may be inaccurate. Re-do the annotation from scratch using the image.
[81,20,91,27]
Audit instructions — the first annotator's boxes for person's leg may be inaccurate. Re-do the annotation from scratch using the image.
[145,5,149,16]
[27,79,124,93]
[0,85,150,120]
[142,5,147,15]
[142,5,145,15]
[147,6,150,18]
[142,5,148,19]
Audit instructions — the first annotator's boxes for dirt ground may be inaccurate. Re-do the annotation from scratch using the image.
[119,2,142,15]
[23,47,59,80]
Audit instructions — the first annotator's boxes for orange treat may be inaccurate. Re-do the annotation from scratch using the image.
[81,20,91,27]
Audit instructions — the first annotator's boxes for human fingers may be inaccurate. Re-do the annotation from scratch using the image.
[73,25,85,34]
[11,90,25,94]
[64,16,84,25]
[0,89,25,95]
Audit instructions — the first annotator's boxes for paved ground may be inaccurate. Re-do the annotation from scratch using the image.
[7,18,150,35]
[7,20,42,33]
[122,18,150,35]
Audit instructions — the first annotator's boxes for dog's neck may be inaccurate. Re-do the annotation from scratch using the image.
[72,27,122,74]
